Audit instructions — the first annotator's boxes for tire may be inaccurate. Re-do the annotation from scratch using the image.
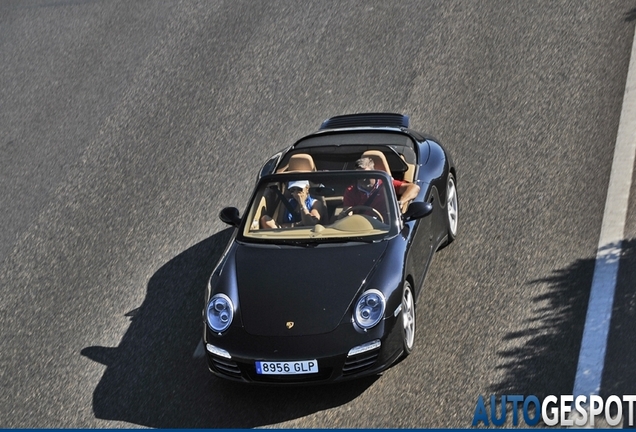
[401,282,416,356]
[445,173,458,244]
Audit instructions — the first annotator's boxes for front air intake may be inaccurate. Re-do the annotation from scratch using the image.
[342,347,380,376]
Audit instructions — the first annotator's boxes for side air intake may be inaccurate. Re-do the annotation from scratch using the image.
[320,113,409,130]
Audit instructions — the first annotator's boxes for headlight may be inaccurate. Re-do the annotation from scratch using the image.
[206,293,234,333]
[354,289,386,329]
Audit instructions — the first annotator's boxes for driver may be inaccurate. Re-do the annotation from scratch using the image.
[341,157,390,221]
[341,157,421,220]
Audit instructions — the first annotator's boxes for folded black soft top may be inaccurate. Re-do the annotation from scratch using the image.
[320,113,410,130]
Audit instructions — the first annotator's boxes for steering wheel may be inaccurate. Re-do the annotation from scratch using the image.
[339,205,384,223]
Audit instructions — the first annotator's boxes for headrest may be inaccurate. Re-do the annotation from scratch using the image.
[286,153,316,172]
[361,150,391,175]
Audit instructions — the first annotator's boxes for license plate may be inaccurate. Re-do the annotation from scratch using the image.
[255,360,318,375]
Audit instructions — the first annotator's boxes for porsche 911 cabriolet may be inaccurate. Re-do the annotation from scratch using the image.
[203,113,458,384]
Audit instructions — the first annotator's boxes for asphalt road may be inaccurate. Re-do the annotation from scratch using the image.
[1,0,635,428]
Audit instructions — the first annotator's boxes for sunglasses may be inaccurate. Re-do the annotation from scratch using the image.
[289,187,303,193]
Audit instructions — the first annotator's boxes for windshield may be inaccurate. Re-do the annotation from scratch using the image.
[240,171,400,243]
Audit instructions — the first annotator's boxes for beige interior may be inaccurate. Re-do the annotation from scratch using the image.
[250,195,269,230]
[361,150,391,176]
[271,153,330,225]
[259,149,418,226]
[277,153,317,173]
[400,154,416,183]
[245,214,388,239]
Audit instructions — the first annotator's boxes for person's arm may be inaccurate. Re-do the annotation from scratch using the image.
[292,189,320,226]
[395,181,420,208]
[298,199,321,226]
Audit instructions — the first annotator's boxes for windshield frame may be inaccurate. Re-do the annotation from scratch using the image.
[236,171,401,245]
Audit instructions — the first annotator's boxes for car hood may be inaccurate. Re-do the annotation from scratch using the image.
[235,241,388,337]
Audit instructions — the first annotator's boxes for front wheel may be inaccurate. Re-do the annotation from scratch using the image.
[401,282,416,356]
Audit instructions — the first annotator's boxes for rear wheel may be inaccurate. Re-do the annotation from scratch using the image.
[445,173,458,244]
[401,282,416,356]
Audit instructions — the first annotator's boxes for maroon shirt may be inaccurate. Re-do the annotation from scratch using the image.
[343,179,390,220]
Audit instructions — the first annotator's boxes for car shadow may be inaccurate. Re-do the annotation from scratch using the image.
[489,238,636,424]
[81,228,375,428]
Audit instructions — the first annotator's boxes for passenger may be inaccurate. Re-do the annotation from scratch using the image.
[260,180,324,229]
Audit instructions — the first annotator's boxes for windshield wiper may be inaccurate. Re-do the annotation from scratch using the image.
[318,237,379,244]
[283,240,321,248]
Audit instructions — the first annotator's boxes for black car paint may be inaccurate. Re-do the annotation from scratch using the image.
[204,236,409,383]
[205,314,406,384]
[204,117,456,384]
[235,241,389,336]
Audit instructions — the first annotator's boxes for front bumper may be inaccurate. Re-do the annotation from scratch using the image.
[203,315,404,385]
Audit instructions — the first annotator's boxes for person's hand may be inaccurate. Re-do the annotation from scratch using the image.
[336,207,353,220]
[292,188,308,206]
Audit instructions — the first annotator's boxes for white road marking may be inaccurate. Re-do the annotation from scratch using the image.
[188,37,636,386]
[573,30,636,398]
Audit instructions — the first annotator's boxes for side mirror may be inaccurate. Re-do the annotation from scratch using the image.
[402,201,433,222]
[219,207,241,227]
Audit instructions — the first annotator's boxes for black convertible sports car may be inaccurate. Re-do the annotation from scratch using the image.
[203,113,458,384]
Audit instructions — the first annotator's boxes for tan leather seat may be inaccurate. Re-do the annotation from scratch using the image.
[363,150,415,213]
[361,150,391,176]
[400,154,416,183]
[277,154,328,223]
[285,153,317,172]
